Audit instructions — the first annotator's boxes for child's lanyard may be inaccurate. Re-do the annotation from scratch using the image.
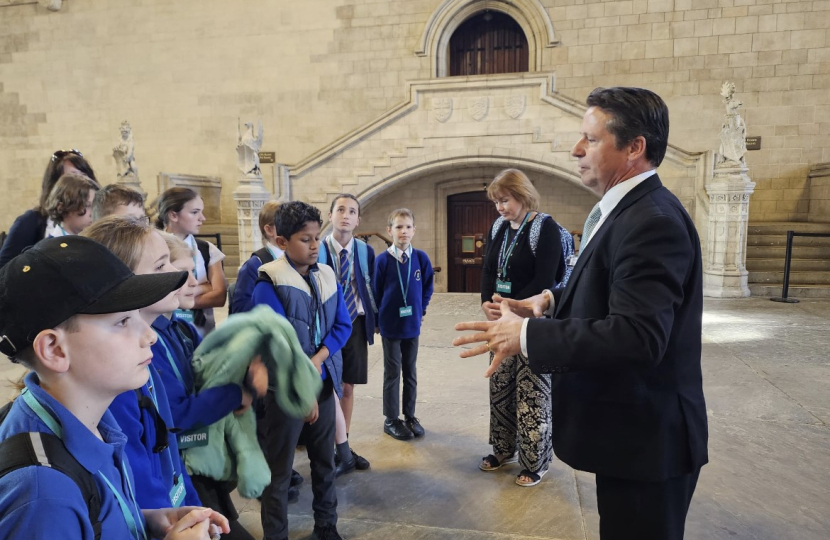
[142,367,178,496]
[394,246,412,308]
[286,255,322,347]
[186,235,198,278]
[155,332,186,390]
[266,245,280,261]
[20,389,148,540]
[327,237,353,288]
[497,213,531,279]
[57,225,70,237]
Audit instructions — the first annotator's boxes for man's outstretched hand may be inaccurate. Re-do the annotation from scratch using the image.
[453,300,524,377]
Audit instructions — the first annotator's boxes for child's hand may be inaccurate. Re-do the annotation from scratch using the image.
[304,401,319,424]
[144,507,229,540]
[309,347,329,375]
[246,355,268,397]
[234,390,253,416]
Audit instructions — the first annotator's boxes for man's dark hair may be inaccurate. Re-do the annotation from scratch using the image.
[275,201,322,239]
[586,87,669,167]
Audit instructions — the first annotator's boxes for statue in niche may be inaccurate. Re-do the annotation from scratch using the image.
[113,120,139,181]
[717,82,747,168]
[237,120,264,178]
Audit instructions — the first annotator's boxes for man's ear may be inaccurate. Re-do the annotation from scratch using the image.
[32,329,70,374]
[274,235,289,250]
[628,136,647,162]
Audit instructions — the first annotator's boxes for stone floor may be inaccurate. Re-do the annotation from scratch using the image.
[2,294,829,539]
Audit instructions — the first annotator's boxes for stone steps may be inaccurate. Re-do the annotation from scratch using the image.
[198,224,240,281]
[746,221,830,298]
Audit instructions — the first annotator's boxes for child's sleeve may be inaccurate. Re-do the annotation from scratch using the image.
[373,254,386,310]
[251,279,286,316]
[421,251,434,314]
[321,282,352,356]
[156,358,242,431]
[232,256,260,314]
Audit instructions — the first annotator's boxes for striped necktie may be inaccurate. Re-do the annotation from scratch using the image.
[340,249,357,321]
[580,203,603,251]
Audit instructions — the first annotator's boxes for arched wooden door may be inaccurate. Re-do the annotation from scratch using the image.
[449,11,529,76]
[447,191,499,293]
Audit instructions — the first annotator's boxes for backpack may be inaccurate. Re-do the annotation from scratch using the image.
[318,238,378,313]
[490,213,575,290]
[192,239,212,327]
[0,401,103,539]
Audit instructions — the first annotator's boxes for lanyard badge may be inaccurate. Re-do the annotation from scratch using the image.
[495,213,531,294]
[395,246,413,317]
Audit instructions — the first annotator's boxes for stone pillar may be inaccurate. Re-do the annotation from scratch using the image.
[703,166,755,298]
[233,176,271,265]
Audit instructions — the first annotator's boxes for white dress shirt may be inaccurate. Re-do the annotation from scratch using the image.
[519,170,656,356]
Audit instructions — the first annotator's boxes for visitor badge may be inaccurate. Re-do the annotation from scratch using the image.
[177,427,209,449]
[174,309,195,323]
[399,306,413,317]
[169,473,186,507]
[495,280,512,294]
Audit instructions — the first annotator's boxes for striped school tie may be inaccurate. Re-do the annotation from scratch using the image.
[340,250,358,321]
[580,203,603,251]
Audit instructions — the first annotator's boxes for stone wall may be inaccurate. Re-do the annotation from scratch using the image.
[808,163,830,222]
[1,0,829,232]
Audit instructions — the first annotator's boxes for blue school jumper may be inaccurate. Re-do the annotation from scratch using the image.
[320,237,376,345]
[0,373,147,540]
[108,364,200,510]
[151,314,242,431]
[374,247,434,340]
[252,257,351,397]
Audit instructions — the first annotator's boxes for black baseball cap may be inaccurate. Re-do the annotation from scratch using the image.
[0,236,187,359]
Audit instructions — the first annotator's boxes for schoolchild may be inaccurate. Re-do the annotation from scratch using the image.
[232,200,283,314]
[373,208,434,441]
[82,217,202,513]
[156,187,227,335]
[93,183,147,221]
[0,235,229,539]
[318,194,375,475]
[0,148,97,268]
[251,201,351,540]
[44,173,101,237]
[158,232,268,540]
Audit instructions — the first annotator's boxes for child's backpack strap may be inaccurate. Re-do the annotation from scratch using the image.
[0,412,102,539]
[194,239,211,273]
[253,247,274,265]
[354,239,378,314]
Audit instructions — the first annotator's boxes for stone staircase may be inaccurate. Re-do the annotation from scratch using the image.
[746,222,830,298]
[198,223,240,281]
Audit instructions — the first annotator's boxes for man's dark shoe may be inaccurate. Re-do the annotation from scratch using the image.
[405,416,425,438]
[312,523,343,540]
[384,418,414,440]
[287,485,299,504]
[335,453,356,477]
[351,449,370,470]
[290,469,303,487]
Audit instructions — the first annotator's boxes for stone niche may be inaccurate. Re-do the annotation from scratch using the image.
[157,173,222,222]
[808,163,830,223]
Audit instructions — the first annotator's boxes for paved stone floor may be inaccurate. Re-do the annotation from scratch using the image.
[2,294,828,539]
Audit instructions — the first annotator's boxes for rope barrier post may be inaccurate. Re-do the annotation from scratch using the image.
[771,230,800,304]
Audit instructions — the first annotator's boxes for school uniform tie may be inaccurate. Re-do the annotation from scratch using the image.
[580,203,603,251]
[340,250,358,321]
[400,252,409,265]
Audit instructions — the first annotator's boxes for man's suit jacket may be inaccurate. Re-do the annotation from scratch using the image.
[526,174,708,482]
[321,239,376,345]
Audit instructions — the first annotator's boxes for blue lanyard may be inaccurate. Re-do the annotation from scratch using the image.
[20,388,147,540]
[155,332,185,388]
[394,246,412,308]
[286,255,323,347]
[497,212,531,279]
[266,245,280,261]
[58,225,70,237]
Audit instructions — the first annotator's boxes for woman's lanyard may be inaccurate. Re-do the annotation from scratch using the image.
[497,212,531,280]
[394,246,412,308]
[20,388,148,540]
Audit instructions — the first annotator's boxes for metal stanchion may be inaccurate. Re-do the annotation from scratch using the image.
[771,231,800,303]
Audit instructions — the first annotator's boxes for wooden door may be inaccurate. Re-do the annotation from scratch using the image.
[449,11,529,77]
[447,191,499,293]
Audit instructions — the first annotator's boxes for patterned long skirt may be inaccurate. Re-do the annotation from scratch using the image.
[489,353,553,474]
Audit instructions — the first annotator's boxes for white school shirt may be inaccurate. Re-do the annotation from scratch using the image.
[519,170,656,356]
[185,234,226,335]
[328,236,364,316]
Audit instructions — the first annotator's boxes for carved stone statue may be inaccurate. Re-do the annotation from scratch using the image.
[717,82,747,167]
[113,120,139,181]
[237,120,264,178]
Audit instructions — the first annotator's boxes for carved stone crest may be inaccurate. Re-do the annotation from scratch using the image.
[469,97,489,121]
[432,98,453,123]
[505,95,526,119]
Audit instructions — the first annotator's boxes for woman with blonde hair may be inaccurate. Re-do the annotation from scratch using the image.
[478,168,571,487]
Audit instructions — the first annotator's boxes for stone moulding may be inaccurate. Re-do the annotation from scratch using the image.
[415,0,560,77]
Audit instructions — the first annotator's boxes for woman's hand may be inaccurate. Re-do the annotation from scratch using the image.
[481,301,501,321]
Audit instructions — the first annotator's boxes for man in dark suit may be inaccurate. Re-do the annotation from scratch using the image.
[454,87,708,540]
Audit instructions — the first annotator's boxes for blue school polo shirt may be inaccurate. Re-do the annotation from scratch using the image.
[0,372,147,540]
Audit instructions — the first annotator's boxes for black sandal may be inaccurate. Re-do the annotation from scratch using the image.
[516,468,548,487]
[479,453,518,471]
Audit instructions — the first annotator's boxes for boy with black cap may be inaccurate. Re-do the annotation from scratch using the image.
[0,236,230,540]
